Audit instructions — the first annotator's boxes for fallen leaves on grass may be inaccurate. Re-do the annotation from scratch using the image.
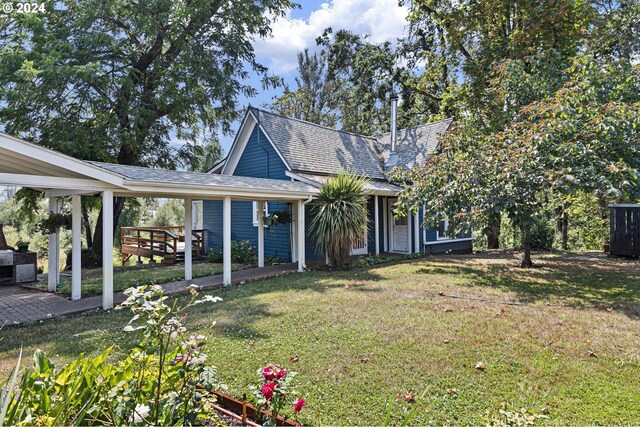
[396,391,415,402]
[290,355,299,363]
[476,362,486,370]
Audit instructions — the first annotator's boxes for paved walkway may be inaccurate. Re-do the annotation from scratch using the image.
[0,263,298,325]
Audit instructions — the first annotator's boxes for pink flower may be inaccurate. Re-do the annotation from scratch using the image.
[293,398,305,413]
[263,366,276,380]
[261,382,276,400]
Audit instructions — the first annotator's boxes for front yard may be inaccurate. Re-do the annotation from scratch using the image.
[2,252,639,425]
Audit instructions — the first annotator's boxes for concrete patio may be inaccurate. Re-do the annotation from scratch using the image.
[0,263,298,325]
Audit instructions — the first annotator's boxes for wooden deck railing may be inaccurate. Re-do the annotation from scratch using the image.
[121,226,204,264]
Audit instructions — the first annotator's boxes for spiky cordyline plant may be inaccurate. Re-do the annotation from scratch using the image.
[309,170,370,268]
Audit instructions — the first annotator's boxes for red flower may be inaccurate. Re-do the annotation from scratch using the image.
[263,366,276,380]
[293,398,305,413]
[276,367,287,379]
[261,382,276,400]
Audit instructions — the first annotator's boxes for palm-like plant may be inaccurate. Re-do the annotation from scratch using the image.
[309,170,369,268]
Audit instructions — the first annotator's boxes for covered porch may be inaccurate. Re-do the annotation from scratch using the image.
[0,132,318,310]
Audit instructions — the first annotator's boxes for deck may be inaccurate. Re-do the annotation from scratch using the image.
[121,226,205,264]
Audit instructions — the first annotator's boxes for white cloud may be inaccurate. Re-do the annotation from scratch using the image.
[254,0,409,74]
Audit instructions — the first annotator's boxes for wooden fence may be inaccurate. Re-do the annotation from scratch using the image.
[610,204,640,257]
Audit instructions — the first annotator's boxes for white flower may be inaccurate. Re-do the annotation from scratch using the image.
[133,403,150,423]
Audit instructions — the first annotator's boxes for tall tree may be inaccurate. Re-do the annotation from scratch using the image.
[270,49,335,126]
[0,0,294,261]
[402,0,594,248]
[392,55,640,267]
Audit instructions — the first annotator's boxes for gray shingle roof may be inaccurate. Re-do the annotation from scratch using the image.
[88,162,318,194]
[292,172,402,195]
[378,118,453,169]
[251,108,386,180]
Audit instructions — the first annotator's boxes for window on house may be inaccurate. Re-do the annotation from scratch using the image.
[192,200,203,230]
[437,217,449,240]
[252,201,269,226]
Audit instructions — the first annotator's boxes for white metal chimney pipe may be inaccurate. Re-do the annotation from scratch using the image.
[385,93,399,170]
[390,93,398,152]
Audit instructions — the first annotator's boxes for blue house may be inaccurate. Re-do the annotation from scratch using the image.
[199,103,472,265]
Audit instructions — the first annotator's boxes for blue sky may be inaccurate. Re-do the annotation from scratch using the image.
[217,0,410,153]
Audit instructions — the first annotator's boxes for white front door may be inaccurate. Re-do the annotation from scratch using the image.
[389,199,409,253]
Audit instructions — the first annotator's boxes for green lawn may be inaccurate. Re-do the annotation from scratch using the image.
[2,252,640,425]
[30,261,249,297]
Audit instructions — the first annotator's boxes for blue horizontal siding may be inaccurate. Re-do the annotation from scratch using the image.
[424,239,472,254]
[234,125,288,180]
[202,123,292,261]
[203,200,292,261]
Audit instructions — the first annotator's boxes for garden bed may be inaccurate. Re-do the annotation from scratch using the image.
[213,390,301,426]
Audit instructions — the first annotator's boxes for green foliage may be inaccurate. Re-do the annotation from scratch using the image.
[151,200,185,228]
[191,140,223,173]
[36,211,72,235]
[207,241,257,265]
[309,170,369,268]
[3,285,223,426]
[487,404,549,427]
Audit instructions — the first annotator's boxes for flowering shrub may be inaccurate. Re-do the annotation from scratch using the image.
[251,363,305,425]
[2,284,224,426]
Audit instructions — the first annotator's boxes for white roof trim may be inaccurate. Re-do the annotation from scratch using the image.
[609,204,640,207]
[0,132,126,187]
[221,109,292,176]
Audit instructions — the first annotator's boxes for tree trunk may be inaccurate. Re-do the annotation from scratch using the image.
[521,223,533,268]
[597,196,609,247]
[555,204,569,250]
[91,196,127,264]
[487,214,501,249]
[561,211,568,250]
[81,204,93,248]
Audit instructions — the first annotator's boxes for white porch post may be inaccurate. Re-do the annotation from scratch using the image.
[71,194,82,300]
[47,197,60,292]
[374,195,380,255]
[383,197,388,252]
[291,202,298,262]
[223,196,232,285]
[184,197,193,281]
[102,190,114,310]
[257,200,265,268]
[407,213,413,255]
[297,200,306,272]
[414,211,420,253]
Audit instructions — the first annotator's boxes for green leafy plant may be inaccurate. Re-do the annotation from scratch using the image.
[487,403,549,426]
[309,170,369,268]
[251,364,305,425]
[2,285,224,426]
[36,211,72,235]
[263,209,292,227]
[206,241,257,265]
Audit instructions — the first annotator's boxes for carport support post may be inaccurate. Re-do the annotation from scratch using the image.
[71,194,82,300]
[102,190,114,310]
[407,214,413,255]
[414,211,420,253]
[257,201,265,268]
[383,197,388,252]
[223,196,232,285]
[47,197,60,292]
[184,197,193,281]
[374,195,380,255]
[297,200,306,272]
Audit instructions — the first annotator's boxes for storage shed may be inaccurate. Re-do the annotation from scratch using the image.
[610,204,640,257]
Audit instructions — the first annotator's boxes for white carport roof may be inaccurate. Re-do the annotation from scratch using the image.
[0,132,318,200]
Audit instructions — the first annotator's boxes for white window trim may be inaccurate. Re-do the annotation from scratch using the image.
[192,200,203,229]
[252,201,269,226]
[436,217,449,240]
